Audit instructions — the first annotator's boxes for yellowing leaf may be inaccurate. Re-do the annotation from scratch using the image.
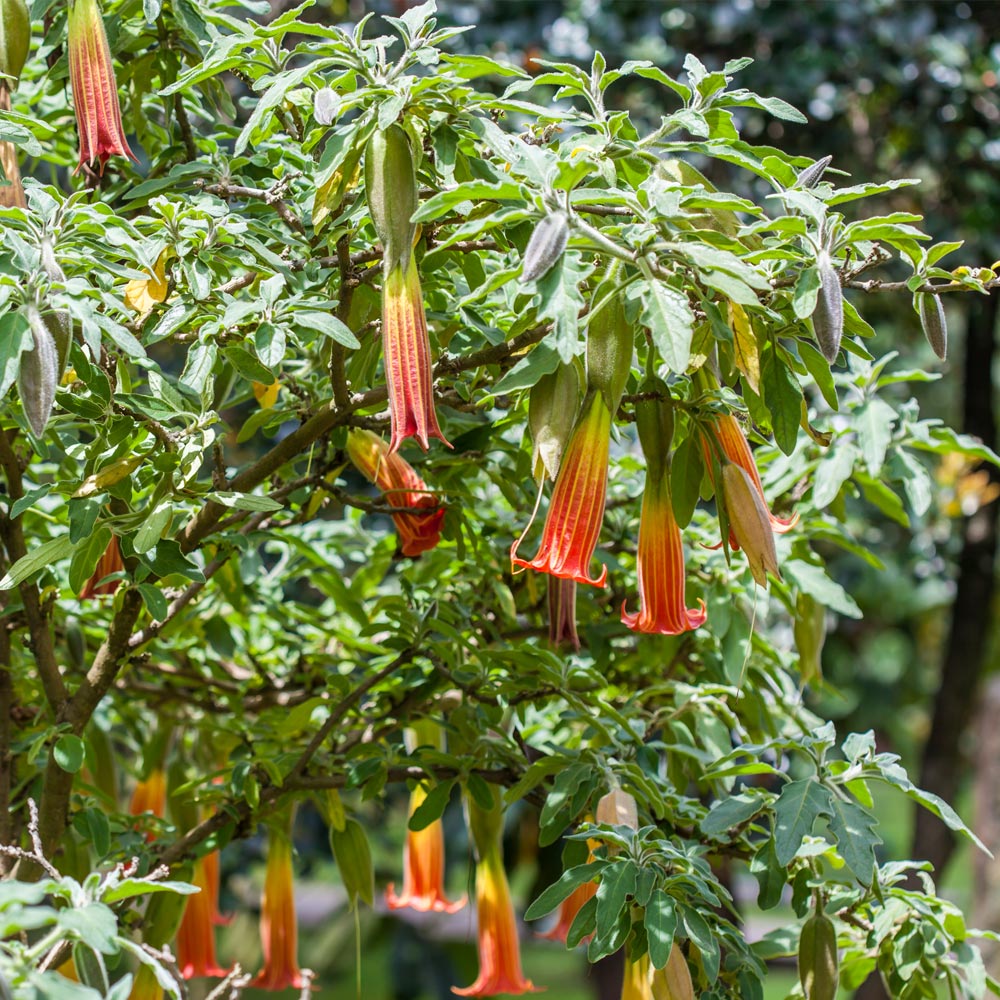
[729,302,760,393]
[124,251,171,315]
[74,455,143,497]
[253,380,281,409]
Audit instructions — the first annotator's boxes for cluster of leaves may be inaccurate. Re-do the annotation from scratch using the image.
[0,1,998,996]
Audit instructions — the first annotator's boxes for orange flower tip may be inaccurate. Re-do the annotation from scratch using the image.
[452,978,543,997]
[511,555,608,589]
[180,962,231,981]
[385,885,467,914]
[621,598,707,636]
[388,424,453,455]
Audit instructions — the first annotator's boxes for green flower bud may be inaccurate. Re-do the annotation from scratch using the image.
[18,303,58,437]
[917,290,947,361]
[795,154,832,190]
[364,123,418,273]
[799,912,838,1000]
[0,0,30,90]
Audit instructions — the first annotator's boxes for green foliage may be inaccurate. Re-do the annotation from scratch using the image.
[0,1,996,997]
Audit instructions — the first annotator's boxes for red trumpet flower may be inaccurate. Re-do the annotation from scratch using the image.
[176,857,228,980]
[347,428,444,556]
[547,576,581,651]
[512,391,612,588]
[386,781,466,914]
[621,477,706,636]
[67,0,139,174]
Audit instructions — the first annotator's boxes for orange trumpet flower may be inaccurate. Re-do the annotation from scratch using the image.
[387,781,465,914]
[254,824,305,991]
[176,857,228,980]
[79,535,124,599]
[512,391,612,588]
[454,786,541,997]
[346,429,444,556]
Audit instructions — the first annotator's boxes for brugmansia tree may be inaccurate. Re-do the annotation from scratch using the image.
[0,0,998,997]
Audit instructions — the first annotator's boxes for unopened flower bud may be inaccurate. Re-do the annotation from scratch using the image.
[0,0,30,88]
[722,462,780,587]
[313,87,339,126]
[595,787,638,831]
[521,210,569,284]
[916,291,947,361]
[813,251,844,364]
[794,155,832,190]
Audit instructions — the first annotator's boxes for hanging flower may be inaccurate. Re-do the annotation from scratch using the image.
[128,767,166,840]
[547,576,581,651]
[512,391,612,588]
[254,821,305,991]
[365,124,449,453]
[127,966,161,1000]
[454,786,541,997]
[621,955,652,1000]
[67,0,139,174]
[386,781,466,914]
[252,380,281,409]
[621,476,706,636]
[201,847,231,926]
[381,257,450,452]
[176,857,228,980]
[79,535,124,599]
[347,428,445,556]
[705,414,798,547]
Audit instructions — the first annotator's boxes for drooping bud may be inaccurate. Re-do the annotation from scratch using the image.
[38,238,72,373]
[67,0,139,174]
[798,912,838,1000]
[916,291,947,361]
[529,361,582,482]
[595,787,638,831]
[0,0,30,88]
[521,210,569,284]
[586,289,633,413]
[794,155,832,190]
[18,303,58,437]
[812,252,843,364]
[651,944,695,1000]
[364,124,418,273]
[721,463,781,587]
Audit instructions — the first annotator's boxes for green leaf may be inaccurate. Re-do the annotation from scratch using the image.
[856,398,897,475]
[773,778,834,866]
[58,904,118,953]
[536,252,591,364]
[639,280,695,374]
[208,492,284,512]
[761,346,801,455]
[102,879,199,904]
[750,839,785,910]
[670,433,704,529]
[798,340,838,410]
[827,797,881,885]
[408,780,454,832]
[681,904,720,982]
[0,311,31,398]
[524,861,606,921]
[645,890,677,969]
[0,536,76,591]
[595,859,638,942]
[812,442,857,509]
[54,734,86,774]
[783,559,862,620]
[294,311,361,348]
[702,791,766,836]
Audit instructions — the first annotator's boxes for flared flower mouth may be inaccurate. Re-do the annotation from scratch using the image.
[706,414,799,539]
[254,832,305,991]
[386,783,466,914]
[177,857,229,980]
[453,850,542,997]
[67,0,139,174]
[347,429,445,556]
[621,478,707,636]
[512,391,612,588]
[383,259,450,453]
